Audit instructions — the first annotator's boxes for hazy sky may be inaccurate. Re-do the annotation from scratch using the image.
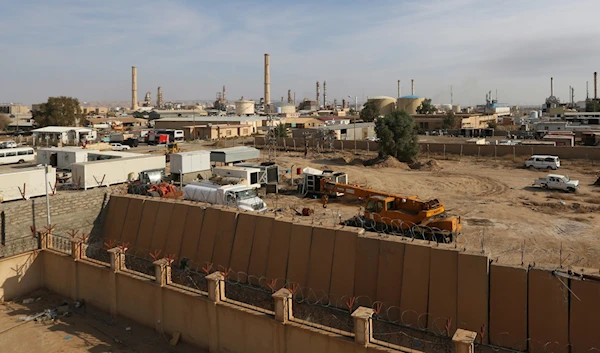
[3,0,600,106]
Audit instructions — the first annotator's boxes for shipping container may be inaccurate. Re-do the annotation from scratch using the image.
[0,166,57,202]
[71,155,166,190]
[233,162,279,185]
[170,150,211,175]
[212,166,261,189]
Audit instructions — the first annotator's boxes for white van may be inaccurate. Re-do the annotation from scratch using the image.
[525,155,560,170]
[0,147,35,165]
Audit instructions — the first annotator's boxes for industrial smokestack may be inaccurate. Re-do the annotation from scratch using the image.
[131,66,138,111]
[397,80,401,98]
[157,86,163,108]
[287,89,292,104]
[411,79,414,96]
[323,81,327,108]
[223,86,226,102]
[264,54,271,109]
[595,72,598,99]
[551,77,554,97]
[316,81,320,103]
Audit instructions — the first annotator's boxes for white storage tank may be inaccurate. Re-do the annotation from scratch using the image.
[529,110,539,119]
[397,95,426,115]
[235,99,255,115]
[452,104,461,113]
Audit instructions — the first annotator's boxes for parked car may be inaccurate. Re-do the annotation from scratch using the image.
[0,141,18,149]
[533,174,579,192]
[525,155,560,170]
[111,143,130,151]
[364,137,379,142]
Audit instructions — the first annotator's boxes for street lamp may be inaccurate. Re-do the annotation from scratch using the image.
[348,95,358,154]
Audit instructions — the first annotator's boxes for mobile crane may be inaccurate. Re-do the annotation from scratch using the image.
[319,179,461,242]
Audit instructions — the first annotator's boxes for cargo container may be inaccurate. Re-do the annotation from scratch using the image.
[0,165,57,202]
[170,150,211,175]
[37,148,142,169]
[183,180,267,212]
[233,162,279,185]
[71,155,166,190]
[212,166,261,189]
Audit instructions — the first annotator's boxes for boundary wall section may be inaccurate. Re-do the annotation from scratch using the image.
[99,195,600,352]
[253,136,600,160]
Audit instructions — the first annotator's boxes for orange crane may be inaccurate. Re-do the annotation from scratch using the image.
[319,179,461,242]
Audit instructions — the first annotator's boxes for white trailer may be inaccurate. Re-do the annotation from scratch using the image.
[212,166,261,189]
[71,155,166,189]
[183,181,267,212]
[170,150,211,175]
[233,162,279,185]
[37,147,88,169]
[0,166,57,202]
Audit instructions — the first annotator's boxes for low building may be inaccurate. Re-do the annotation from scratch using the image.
[31,126,95,145]
[282,117,323,129]
[148,109,208,120]
[318,117,351,125]
[154,115,265,134]
[292,122,375,140]
[542,133,575,147]
[85,117,147,129]
[82,107,109,115]
[0,103,29,115]
[183,124,253,140]
[413,114,497,131]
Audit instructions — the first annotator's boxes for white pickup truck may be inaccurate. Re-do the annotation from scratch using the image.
[533,174,579,192]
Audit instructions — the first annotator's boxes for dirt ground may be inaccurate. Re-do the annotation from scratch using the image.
[261,149,600,268]
[0,289,203,353]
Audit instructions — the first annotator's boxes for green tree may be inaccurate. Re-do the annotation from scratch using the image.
[273,123,288,138]
[33,96,83,127]
[0,114,11,130]
[487,120,498,129]
[360,101,380,122]
[375,111,420,162]
[586,100,600,112]
[416,98,436,114]
[442,111,459,129]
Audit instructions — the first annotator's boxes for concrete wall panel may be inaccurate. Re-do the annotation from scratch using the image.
[0,251,43,301]
[119,197,145,246]
[195,207,221,266]
[247,215,274,285]
[457,252,489,343]
[329,229,358,307]
[306,227,336,300]
[77,260,111,313]
[163,203,189,257]
[178,206,204,262]
[528,268,569,353]
[489,264,527,350]
[570,278,600,352]
[115,272,157,327]
[286,224,313,289]
[376,239,405,320]
[228,213,257,277]
[399,242,431,328]
[427,247,458,335]
[102,196,130,241]
[265,220,292,289]
[135,198,160,252]
[162,287,210,351]
[211,210,238,271]
[353,236,380,307]
[149,201,175,253]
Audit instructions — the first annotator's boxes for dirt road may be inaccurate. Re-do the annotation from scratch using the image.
[264,150,600,268]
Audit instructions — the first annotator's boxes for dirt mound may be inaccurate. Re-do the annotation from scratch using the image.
[409,159,442,171]
[365,156,409,169]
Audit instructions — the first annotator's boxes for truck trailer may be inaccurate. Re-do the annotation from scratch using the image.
[183,180,267,212]
[71,155,166,189]
[0,166,57,202]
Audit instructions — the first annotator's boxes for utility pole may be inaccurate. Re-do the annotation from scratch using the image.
[451,85,453,105]
[44,165,51,226]
[349,95,357,155]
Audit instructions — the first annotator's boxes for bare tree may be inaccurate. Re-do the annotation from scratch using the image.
[0,114,11,131]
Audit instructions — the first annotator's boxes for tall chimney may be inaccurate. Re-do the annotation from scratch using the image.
[222,86,226,102]
[323,81,327,108]
[264,54,271,109]
[316,81,320,103]
[595,72,598,99]
[411,79,415,95]
[157,86,163,108]
[397,80,401,98]
[551,77,554,97]
[131,66,138,111]
[287,89,292,104]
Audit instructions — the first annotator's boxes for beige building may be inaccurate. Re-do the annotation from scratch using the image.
[183,124,253,140]
[0,103,29,115]
[282,117,323,129]
[82,106,109,115]
[413,114,497,131]
[154,116,264,134]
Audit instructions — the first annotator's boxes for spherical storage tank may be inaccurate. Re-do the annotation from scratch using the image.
[367,96,396,115]
[235,99,255,115]
[529,110,539,119]
[397,95,425,115]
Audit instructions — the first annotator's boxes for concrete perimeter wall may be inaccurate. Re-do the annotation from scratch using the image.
[254,136,600,160]
[0,249,398,353]
[100,195,600,352]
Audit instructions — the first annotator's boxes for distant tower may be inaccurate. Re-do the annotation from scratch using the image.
[144,91,151,103]
[287,89,292,104]
[397,80,401,98]
[222,85,226,102]
[316,81,320,103]
[157,86,163,108]
[264,54,271,112]
[450,85,453,105]
[411,79,415,95]
[131,66,138,111]
[323,81,327,108]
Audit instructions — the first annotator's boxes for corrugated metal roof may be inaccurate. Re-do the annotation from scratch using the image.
[368,96,396,100]
[399,95,423,99]
[210,146,260,163]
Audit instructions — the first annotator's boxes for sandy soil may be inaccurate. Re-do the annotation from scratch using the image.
[262,150,600,268]
[0,289,202,353]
